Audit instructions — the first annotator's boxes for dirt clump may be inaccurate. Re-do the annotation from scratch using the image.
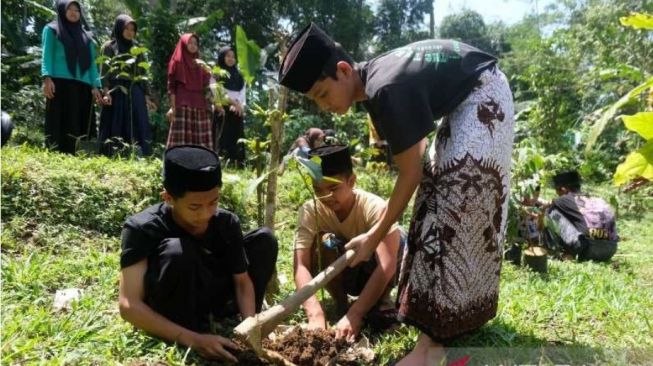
[263,327,349,366]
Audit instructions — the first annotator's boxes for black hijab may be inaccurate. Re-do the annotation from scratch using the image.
[110,14,137,54]
[217,46,245,91]
[47,0,92,77]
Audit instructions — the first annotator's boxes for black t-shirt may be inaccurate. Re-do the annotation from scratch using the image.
[359,39,497,154]
[120,203,248,275]
[549,193,589,236]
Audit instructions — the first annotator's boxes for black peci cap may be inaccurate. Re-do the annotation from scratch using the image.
[552,170,581,189]
[163,145,222,194]
[279,23,337,93]
[309,144,352,178]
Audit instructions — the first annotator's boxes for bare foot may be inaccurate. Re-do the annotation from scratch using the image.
[425,342,446,365]
[395,346,425,366]
[396,333,442,366]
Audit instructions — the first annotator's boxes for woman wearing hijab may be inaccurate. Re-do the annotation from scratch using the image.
[41,0,102,154]
[215,46,247,168]
[98,14,155,157]
[166,34,212,149]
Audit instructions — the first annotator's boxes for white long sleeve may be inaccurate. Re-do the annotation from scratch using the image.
[226,85,246,107]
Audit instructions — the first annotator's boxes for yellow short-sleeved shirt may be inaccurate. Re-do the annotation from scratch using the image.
[294,189,398,250]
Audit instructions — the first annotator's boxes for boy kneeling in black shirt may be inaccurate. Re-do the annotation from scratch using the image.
[542,170,618,262]
[118,145,278,362]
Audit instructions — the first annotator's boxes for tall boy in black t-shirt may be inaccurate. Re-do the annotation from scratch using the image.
[118,145,278,362]
[279,23,514,366]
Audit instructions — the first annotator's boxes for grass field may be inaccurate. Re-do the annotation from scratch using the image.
[2,146,652,365]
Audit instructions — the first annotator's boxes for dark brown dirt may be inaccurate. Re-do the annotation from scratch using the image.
[263,327,349,366]
[232,348,274,365]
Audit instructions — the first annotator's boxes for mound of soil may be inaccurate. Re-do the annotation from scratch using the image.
[263,328,349,366]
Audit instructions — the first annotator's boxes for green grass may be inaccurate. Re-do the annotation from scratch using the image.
[2,145,652,365]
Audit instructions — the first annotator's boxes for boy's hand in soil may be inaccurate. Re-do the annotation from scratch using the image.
[188,333,241,362]
[335,312,363,342]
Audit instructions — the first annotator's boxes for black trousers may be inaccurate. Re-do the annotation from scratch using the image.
[144,227,278,332]
[45,78,95,154]
[216,108,245,168]
[543,228,618,262]
[312,232,404,315]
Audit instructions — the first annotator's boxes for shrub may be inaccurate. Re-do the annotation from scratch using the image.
[2,146,162,235]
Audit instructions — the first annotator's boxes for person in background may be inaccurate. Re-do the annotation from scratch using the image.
[541,171,619,262]
[166,34,213,150]
[1,111,14,147]
[278,128,326,175]
[41,0,102,154]
[118,145,278,362]
[288,127,326,159]
[215,46,247,168]
[98,14,155,157]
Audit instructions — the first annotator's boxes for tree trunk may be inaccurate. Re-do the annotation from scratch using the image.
[263,87,287,229]
[256,139,265,227]
[430,1,435,38]
[264,38,289,303]
[262,86,287,304]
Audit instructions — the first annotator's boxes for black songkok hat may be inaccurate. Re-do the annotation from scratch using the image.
[552,170,581,188]
[279,23,336,93]
[163,145,222,194]
[309,145,352,178]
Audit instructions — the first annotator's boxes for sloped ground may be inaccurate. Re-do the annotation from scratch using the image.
[2,146,652,365]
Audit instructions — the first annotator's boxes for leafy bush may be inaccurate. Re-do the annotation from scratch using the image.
[1,146,162,235]
[2,85,47,147]
[0,146,262,235]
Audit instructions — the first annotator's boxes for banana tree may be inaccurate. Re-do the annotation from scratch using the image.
[585,12,653,188]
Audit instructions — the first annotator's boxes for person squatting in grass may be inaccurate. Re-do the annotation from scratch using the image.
[293,145,405,342]
[289,127,327,159]
[118,145,278,362]
[279,23,515,366]
[540,170,619,262]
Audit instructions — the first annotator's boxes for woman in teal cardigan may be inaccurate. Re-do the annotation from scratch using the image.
[41,0,102,154]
